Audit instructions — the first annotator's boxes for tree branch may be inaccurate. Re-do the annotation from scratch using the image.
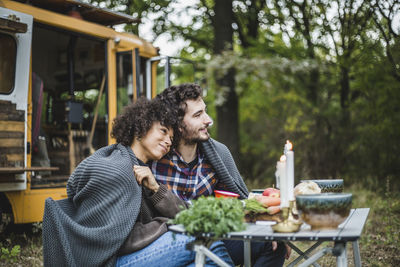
[372,12,400,81]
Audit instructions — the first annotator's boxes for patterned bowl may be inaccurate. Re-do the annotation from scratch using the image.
[295,193,352,230]
[300,179,343,193]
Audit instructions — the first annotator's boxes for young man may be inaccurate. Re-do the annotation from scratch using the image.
[152,83,289,266]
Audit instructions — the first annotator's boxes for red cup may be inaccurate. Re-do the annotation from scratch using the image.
[214,190,240,199]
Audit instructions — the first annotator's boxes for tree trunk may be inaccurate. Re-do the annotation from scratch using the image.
[216,69,239,163]
[213,0,240,163]
[340,66,350,110]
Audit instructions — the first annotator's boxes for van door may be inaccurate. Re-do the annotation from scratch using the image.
[0,7,33,191]
[115,47,153,108]
[146,56,197,97]
[115,47,136,113]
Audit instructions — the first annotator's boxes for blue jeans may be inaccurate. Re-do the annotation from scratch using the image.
[223,240,286,267]
[116,231,234,267]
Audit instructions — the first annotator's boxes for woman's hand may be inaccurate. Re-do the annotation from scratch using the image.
[133,165,160,193]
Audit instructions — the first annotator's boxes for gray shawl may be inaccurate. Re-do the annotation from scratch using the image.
[200,138,249,199]
[42,144,141,267]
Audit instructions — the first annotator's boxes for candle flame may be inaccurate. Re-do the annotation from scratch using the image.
[280,155,286,162]
[286,140,293,150]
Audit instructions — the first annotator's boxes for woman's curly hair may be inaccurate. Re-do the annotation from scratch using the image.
[111,97,179,147]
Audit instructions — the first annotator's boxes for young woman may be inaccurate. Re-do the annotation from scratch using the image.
[42,98,233,267]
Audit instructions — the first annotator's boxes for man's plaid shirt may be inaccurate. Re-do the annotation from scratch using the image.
[151,148,218,202]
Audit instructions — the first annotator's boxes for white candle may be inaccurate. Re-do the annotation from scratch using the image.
[285,141,295,201]
[275,162,281,189]
[278,155,289,207]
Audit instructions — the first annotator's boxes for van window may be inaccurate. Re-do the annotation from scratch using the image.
[116,51,133,114]
[0,33,17,94]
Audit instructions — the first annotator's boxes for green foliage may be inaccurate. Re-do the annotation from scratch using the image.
[156,58,199,94]
[172,197,246,238]
[203,1,400,189]
[243,198,269,213]
[90,0,400,189]
[117,86,130,114]
[0,245,20,263]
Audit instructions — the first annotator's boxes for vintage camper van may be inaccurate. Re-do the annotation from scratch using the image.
[0,0,167,224]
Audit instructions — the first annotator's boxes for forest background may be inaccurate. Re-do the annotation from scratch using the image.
[91,0,400,191]
[2,0,400,266]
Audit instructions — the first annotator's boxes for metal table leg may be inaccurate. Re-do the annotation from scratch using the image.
[352,240,362,267]
[287,241,323,267]
[296,241,350,267]
[194,245,206,267]
[333,242,347,267]
[244,240,251,267]
[193,244,231,267]
[297,247,333,267]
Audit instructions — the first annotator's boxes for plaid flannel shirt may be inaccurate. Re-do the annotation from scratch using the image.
[151,148,218,202]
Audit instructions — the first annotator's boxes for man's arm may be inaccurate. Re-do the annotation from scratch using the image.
[201,139,249,198]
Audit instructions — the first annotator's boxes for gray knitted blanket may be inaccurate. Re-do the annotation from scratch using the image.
[200,139,249,199]
[42,144,142,267]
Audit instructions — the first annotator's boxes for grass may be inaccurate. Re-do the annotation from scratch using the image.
[0,222,43,267]
[283,183,400,266]
[0,183,399,266]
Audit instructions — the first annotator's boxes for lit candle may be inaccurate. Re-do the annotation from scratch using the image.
[275,156,285,189]
[274,170,279,189]
[285,140,295,201]
[278,155,289,207]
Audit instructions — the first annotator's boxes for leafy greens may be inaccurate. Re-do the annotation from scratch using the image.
[171,196,245,238]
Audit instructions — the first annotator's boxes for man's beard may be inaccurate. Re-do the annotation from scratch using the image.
[181,124,210,145]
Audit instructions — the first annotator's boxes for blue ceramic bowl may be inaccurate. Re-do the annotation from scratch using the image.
[300,179,344,193]
[296,193,352,230]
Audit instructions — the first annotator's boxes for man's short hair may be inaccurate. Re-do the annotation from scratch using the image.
[156,83,203,122]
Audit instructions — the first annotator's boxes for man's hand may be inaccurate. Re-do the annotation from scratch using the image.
[284,243,291,259]
[133,165,160,193]
[272,241,292,259]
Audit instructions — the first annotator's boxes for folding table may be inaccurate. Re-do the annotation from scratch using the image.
[169,208,370,267]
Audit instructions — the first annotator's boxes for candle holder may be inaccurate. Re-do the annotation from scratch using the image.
[288,200,302,224]
[271,201,302,233]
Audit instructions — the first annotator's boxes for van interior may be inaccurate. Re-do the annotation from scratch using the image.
[31,23,108,188]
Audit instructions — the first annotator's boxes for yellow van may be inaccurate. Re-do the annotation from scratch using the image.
[0,0,165,224]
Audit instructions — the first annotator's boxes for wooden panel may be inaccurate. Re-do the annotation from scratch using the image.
[0,100,25,168]
[0,99,15,109]
[0,138,24,147]
[0,166,59,174]
[0,121,24,132]
[7,154,24,161]
[0,113,24,122]
[0,131,24,138]
[6,111,24,121]
[0,113,7,120]
[0,174,24,183]
[0,147,24,154]
[0,17,27,33]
